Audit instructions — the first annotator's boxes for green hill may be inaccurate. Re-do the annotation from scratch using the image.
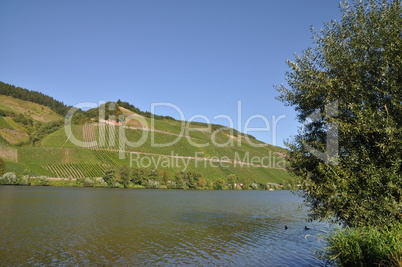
[0,81,69,116]
[0,94,62,145]
[0,82,293,189]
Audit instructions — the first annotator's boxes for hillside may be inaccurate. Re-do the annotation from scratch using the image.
[0,95,62,145]
[0,81,69,116]
[0,83,293,188]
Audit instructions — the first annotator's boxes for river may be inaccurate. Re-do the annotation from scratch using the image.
[0,186,332,266]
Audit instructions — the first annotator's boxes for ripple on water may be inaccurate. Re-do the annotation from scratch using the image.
[0,187,332,266]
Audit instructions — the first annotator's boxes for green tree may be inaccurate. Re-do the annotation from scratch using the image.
[241,177,251,190]
[160,169,169,185]
[131,168,150,185]
[276,0,402,227]
[227,174,238,190]
[174,171,185,189]
[214,178,225,190]
[0,158,5,176]
[186,170,202,189]
[103,169,116,187]
[197,177,207,189]
[118,165,131,188]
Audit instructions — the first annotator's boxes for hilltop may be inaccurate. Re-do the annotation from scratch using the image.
[0,82,293,189]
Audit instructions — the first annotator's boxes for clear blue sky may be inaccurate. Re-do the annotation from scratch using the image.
[0,0,342,147]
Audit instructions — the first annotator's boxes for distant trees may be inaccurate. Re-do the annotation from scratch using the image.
[0,81,69,116]
[241,177,251,190]
[214,178,225,190]
[186,171,201,189]
[118,165,131,188]
[131,168,150,186]
[103,167,207,189]
[174,171,185,189]
[103,169,116,187]
[227,174,238,190]
[197,177,207,189]
[116,99,176,121]
[98,166,283,191]
[173,170,205,189]
[160,170,169,185]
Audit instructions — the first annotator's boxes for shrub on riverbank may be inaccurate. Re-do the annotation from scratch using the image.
[49,179,76,187]
[325,225,402,266]
[18,175,30,185]
[83,178,94,187]
[30,176,50,186]
[0,172,18,185]
[0,172,31,185]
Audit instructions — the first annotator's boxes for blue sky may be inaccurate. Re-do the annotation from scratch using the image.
[0,0,342,147]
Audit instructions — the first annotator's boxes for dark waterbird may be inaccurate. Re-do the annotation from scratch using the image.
[304,226,310,230]
[285,225,288,230]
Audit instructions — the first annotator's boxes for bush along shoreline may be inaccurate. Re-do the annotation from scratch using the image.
[323,225,402,266]
[0,169,296,190]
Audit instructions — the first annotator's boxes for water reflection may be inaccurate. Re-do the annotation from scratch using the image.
[0,187,331,266]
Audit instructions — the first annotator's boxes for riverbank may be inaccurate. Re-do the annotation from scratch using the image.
[0,172,298,190]
[325,225,402,266]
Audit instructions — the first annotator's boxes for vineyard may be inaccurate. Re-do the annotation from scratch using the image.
[39,148,120,178]
[43,163,107,178]
[91,149,118,165]
[82,124,97,148]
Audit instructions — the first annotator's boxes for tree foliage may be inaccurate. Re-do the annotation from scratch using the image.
[277,0,402,227]
[103,169,116,187]
[160,169,169,185]
[227,174,238,190]
[0,81,69,116]
[118,165,131,188]
[131,168,151,185]
[214,178,225,190]
[173,170,203,189]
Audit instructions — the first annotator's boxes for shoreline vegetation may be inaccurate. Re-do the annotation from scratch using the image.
[325,225,402,266]
[0,171,297,190]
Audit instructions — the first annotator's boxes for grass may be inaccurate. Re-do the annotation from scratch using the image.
[4,160,28,173]
[325,224,402,266]
[0,128,29,144]
[0,117,12,128]
[3,117,25,132]
[0,95,62,123]
[41,124,82,148]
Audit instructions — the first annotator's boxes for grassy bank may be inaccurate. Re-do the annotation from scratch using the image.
[325,225,402,266]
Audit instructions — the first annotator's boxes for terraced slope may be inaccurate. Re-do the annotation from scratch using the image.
[0,88,292,186]
[0,95,62,145]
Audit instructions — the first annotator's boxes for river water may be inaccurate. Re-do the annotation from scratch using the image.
[0,186,332,266]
